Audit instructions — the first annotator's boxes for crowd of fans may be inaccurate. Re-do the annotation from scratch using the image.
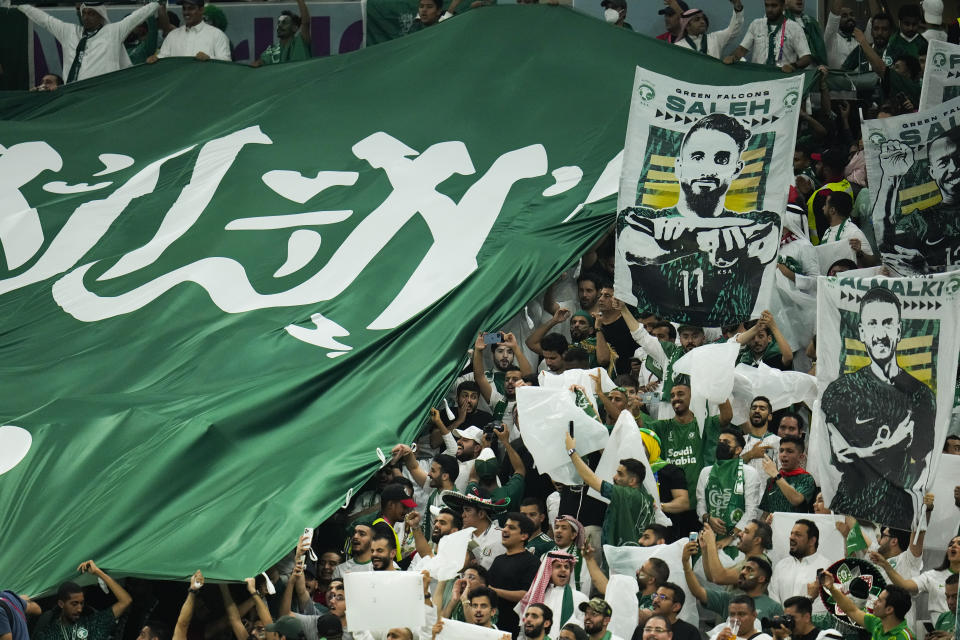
[3,2,960,640]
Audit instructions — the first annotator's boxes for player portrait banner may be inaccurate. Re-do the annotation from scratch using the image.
[863,96,960,276]
[919,39,960,112]
[614,69,803,326]
[809,272,960,531]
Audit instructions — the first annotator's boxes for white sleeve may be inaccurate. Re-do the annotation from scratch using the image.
[157,29,175,58]
[696,468,710,518]
[824,11,839,45]
[791,21,811,58]
[714,8,745,50]
[740,20,757,51]
[114,2,159,38]
[212,29,232,61]
[739,466,763,530]
[630,325,668,369]
[441,431,457,456]
[18,5,74,42]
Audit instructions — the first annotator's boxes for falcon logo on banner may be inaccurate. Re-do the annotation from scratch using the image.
[614,69,803,325]
[919,40,960,111]
[809,273,960,530]
[864,96,960,275]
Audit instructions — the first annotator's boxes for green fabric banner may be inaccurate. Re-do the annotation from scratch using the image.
[0,5,794,595]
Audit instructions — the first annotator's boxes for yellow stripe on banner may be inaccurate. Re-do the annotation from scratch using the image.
[646,170,678,181]
[724,193,759,211]
[845,338,866,353]
[643,182,680,193]
[899,181,939,200]
[731,176,762,189]
[845,354,871,369]
[742,148,767,161]
[899,335,934,349]
[641,193,680,208]
[651,155,677,167]
[898,352,932,367]
[741,161,765,175]
[909,368,933,383]
[902,193,943,213]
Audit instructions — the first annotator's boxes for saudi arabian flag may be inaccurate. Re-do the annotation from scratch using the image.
[0,6,800,595]
[919,39,960,112]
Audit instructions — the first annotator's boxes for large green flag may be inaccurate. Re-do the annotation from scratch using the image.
[0,5,793,595]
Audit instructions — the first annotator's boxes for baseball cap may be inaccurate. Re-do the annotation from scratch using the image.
[601,0,627,8]
[265,617,303,639]
[453,425,484,443]
[315,613,342,639]
[922,0,942,25]
[658,0,688,15]
[579,597,613,617]
[381,483,417,509]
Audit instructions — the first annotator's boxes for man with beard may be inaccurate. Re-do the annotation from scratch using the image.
[672,0,745,60]
[370,525,398,571]
[738,396,781,476]
[403,508,461,589]
[617,114,780,326]
[522,604,553,640]
[684,542,783,622]
[395,447,458,537]
[824,0,859,68]
[37,561,132,640]
[527,310,613,374]
[578,274,602,314]
[821,287,936,527]
[431,587,511,639]
[580,598,623,640]
[18,1,160,82]
[444,382,494,439]
[639,382,733,514]
[566,434,656,547]
[621,303,703,417]
[332,523,374,578]
[459,332,532,408]
[450,426,486,493]
[487,513,540,637]
[875,130,960,274]
[521,498,555,558]
[474,334,529,441]
[871,535,960,622]
[769,520,830,603]
[724,0,812,70]
[595,286,640,376]
[759,436,816,513]
[843,12,894,73]
[150,0,230,61]
[635,583,699,640]
[736,313,793,371]
[697,429,763,540]
[253,0,310,66]
[518,554,590,630]
[697,519,773,586]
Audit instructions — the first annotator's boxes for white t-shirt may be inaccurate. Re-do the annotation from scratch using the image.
[914,568,953,618]
[770,551,831,605]
[157,21,231,60]
[819,219,874,255]
[473,522,506,570]
[742,432,781,476]
[824,12,859,69]
[674,8,745,59]
[331,557,373,579]
[696,463,764,531]
[740,17,811,66]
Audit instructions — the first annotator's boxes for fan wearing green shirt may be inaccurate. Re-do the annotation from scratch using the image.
[253,0,311,66]
[935,573,957,632]
[639,383,733,512]
[565,432,655,546]
[820,571,914,640]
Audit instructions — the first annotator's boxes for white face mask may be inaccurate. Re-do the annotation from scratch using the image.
[604,7,620,22]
